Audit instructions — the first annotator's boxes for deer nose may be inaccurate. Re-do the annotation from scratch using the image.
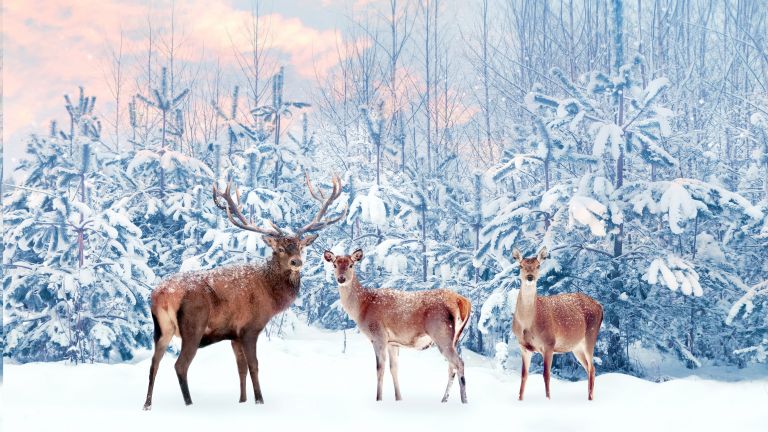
[290,258,302,267]
[337,276,346,284]
[526,274,534,281]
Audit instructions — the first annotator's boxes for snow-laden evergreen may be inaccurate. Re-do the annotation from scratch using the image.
[4,89,154,362]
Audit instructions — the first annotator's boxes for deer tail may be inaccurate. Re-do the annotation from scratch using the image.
[453,295,472,348]
[150,287,181,339]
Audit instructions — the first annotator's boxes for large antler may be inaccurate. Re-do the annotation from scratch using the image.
[212,182,284,236]
[298,172,348,235]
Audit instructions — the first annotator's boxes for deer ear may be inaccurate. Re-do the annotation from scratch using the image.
[512,248,522,262]
[351,249,364,262]
[263,235,279,250]
[301,234,318,247]
[323,250,335,263]
[538,247,549,261]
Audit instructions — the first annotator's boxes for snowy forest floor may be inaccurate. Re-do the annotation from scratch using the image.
[4,326,768,432]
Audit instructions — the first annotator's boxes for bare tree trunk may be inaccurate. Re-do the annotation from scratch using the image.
[78,170,86,268]
[272,67,284,189]
[105,31,125,152]
[160,109,167,199]
[481,0,493,160]
[424,0,432,173]
[422,203,428,282]
[612,0,625,260]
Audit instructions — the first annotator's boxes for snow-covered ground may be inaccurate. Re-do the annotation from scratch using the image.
[4,326,767,432]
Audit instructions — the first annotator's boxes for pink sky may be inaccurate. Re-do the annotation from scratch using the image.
[2,0,357,168]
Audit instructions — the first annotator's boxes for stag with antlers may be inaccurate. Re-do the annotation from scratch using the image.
[142,174,346,410]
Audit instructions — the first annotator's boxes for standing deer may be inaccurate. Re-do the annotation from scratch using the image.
[512,247,603,401]
[323,249,472,403]
[142,174,346,410]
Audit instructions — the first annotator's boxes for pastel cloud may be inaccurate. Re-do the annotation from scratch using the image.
[2,0,346,165]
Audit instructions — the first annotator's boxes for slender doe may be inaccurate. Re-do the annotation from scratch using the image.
[142,174,346,410]
[324,249,472,403]
[512,247,603,401]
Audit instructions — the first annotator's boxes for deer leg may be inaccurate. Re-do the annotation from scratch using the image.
[175,338,201,406]
[586,336,599,401]
[586,350,595,401]
[518,347,532,401]
[542,349,554,399]
[441,365,456,403]
[573,349,594,400]
[444,348,467,404]
[387,345,402,401]
[457,356,467,404]
[573,350,589,375]
[232,340,249,403]
[427,315,467,403]
[372,339,388,401]
[174,301,208,406]
[586,313,601,401]
[242,331,264,404]
[143,313,172,410]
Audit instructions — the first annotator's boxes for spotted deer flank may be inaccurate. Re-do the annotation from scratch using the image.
[324,248,472,403]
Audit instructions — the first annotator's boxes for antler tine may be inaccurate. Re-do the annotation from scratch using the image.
[298,174,348,235]
[331,174,342,199]
[304,204,348,233]
[317,180,326,200]
[221,182,249,226]
[268,220,285,236]
[212,180,282,236]
[305,171,326,202]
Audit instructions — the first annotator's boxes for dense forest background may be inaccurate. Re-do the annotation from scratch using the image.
[3,0,768,378]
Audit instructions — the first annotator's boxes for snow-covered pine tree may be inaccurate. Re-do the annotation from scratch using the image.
[724,95,768,364]
[4,89,154,363]
[251,66,311,189]
[384,155,459,286]
[126,67,215,277]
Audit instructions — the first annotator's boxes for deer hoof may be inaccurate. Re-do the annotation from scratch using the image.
[255,398,264,405]
[142,404,152,411]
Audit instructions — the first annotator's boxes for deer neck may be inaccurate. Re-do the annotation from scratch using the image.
[515,279,538,329]
[264,257,301,311]
[338,275,365,322]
